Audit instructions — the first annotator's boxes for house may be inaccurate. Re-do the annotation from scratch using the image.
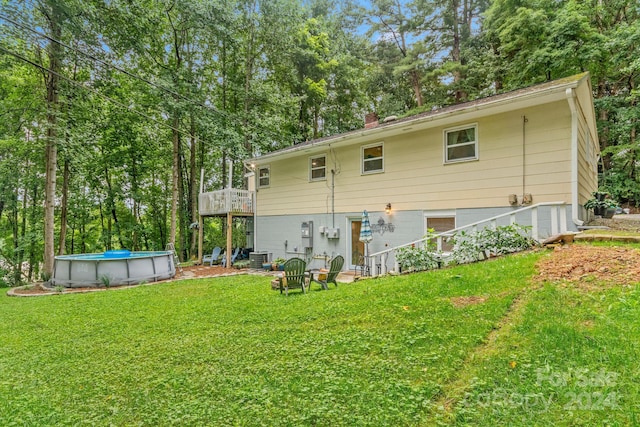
[242,72,599,272]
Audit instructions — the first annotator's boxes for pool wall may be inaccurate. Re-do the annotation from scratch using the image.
[52,251,176,288]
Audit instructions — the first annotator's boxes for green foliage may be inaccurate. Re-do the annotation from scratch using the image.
[100,275,111,288]
[2,0,640,282]
[397,224,535,272]
[395,229,441,272]
[0,267,9,288]
[452,224,535,264]
[584,191,618,211]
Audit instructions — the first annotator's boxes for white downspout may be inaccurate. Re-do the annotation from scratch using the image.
[566,88,584,226]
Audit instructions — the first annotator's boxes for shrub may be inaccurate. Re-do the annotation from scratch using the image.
[452,224,534,264]
[396,224,535,272]
[396,229,442,272]
[0,267,9,288]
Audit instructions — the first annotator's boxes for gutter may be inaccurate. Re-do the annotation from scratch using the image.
[566,88,584,227]
[248,76,585,165]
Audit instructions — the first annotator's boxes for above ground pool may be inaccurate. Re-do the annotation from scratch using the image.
[52,250,176,288]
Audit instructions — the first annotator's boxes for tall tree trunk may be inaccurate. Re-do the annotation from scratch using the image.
[410,70,424,107]
[169,116,180,247]
[19,187,27,284]
[11,190,20,284]
[42,0,62,276]
[189,116,198,256]
[28,182,38,281]
[178,139,187,260]
[451,0,466,102]
[58,157,70,255]
[597,78,611,170]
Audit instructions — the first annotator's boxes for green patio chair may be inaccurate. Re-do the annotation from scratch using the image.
[279,257,307,296]
[310,255,344,290]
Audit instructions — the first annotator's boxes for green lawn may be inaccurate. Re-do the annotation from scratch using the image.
[1,250,639,426]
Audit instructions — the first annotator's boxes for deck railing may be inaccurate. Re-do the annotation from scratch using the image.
[367,202,569,276]
[199,189,254,216]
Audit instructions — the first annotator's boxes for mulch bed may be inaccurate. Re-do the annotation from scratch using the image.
[8,265,255,297]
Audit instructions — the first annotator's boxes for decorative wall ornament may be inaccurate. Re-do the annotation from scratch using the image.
[371,217,395,235]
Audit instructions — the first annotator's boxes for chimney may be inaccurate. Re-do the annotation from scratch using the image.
[364,112,379,129]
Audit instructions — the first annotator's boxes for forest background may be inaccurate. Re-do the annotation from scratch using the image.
[0,0,639,286]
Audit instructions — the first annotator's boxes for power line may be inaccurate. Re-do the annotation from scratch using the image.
[0,9,292,153]
[0,44,194,138]
[0,11,229,121]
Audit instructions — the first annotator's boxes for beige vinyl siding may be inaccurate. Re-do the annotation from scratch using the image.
[576,94,599,205]
[574,77,600,206]
[257,101,574,216]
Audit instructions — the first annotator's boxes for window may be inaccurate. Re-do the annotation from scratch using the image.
[444,124,478,163]
[362,142,384,174]
[426,215,456,252]
[310,155,326,181]
[258,165,270,188]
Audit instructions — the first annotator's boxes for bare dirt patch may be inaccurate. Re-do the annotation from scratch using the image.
[449,295,488,307]
[535,244,640,288]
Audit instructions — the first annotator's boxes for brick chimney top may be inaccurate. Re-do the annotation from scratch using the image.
[364,112,379,129]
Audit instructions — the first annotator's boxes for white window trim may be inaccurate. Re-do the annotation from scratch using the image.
[443,123,478,164]
[361,141,384,175]
[309,154,327,182]
[423,210,457,233]
[424,210,456,252]
[257,165,270,188]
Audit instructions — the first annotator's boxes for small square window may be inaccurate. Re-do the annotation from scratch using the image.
[362,143,383,174]
[310,155,326,181]
[444,124,478,163]
[258,166,270,188]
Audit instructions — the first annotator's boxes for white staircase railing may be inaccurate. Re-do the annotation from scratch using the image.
[367,202,569,276]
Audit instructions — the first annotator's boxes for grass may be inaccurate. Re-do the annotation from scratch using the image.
[582,229,640,237]
[1,249,639,425]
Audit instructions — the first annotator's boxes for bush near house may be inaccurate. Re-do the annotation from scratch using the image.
[396,224,534,272]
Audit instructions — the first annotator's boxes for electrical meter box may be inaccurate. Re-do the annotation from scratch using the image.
[326,227,340,239]
[301,221,313,248]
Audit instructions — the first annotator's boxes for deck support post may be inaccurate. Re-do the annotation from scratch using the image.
[198,214,203,264]
[226,212,233,268]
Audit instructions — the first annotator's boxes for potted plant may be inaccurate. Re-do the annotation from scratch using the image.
[272,257,287,271]
[584,191,618,218]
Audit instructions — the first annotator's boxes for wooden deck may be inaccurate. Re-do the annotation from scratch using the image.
[199,189,254,216]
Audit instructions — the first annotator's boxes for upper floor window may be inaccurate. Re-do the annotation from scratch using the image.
[444,124,478,163]
[310,155,326,181]
[362,142,384,174]
[258,165,270,188]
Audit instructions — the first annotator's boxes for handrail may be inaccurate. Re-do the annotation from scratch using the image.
[367,201,568,275]
[199,189,254,216]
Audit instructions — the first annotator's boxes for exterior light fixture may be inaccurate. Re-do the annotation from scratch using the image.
[385,203,392,214]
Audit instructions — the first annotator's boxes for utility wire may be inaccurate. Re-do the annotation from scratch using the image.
[0,45,193,138]
[0,12,229,120]
[0,9,289,151]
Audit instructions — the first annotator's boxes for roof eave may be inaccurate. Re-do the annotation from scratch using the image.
[247,74,587,165]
